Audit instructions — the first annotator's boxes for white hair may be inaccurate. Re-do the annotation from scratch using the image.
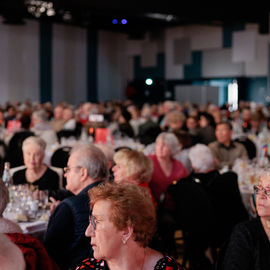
[22,136,46,152]
[188,144,214,173]
[32,109,48,122]
[71,142,108,181]
[156,132,180,157]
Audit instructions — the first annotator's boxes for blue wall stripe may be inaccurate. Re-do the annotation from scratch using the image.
[184,51,202,79]
[246,77,267,102]
[87,29,98,102]
[223,24,245,48]
[39,21,52,103]
[134,53,165,79]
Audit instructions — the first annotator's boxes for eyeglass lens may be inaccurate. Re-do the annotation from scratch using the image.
[254,185,269,196]
[90,215,96,230]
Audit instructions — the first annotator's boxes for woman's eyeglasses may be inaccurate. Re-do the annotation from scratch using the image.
[253,185,270,197]
[89,215,97,230]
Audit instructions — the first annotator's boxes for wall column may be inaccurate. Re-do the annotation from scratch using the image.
[39,21,52,103]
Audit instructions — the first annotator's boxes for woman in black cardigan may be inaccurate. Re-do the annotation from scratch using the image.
[223,172,270,270]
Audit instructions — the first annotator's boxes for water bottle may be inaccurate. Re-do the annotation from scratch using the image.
[2,162,12,187]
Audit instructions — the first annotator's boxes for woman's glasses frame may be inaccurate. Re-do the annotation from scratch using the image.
[254,185,270,197]
[89,215,97,230]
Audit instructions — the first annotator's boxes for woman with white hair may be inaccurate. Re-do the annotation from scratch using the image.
[167,144,248,269]
[187,143,248,249]
[223,171,270,269]
[148,132,189,205]
[188,143,214,173]
[148,132,189,256]
[13,136,59,193]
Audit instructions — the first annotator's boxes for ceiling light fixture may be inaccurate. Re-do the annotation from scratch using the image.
[145,13,177,22]
[25,0,55,18]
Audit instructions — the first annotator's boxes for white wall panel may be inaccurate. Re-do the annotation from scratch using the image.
[0,19,39,104]
[245,23,259,32]
[165,27,184,79]
[173,38,191,65]
[141,41,157,67]
[184,25,223,50]
[98,31,129,101]
[53,24,86,106]
[0,19,10,104]
[126,40,142,56]
[245,34,268,76]
[23,20,39,103]
[175,85,219,105]
[202,48,244,77]
[232,30,256,63]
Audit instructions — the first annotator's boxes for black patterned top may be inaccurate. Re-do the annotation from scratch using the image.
[75,255,185,270]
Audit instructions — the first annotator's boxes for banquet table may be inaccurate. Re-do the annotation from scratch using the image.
[19,220,48,241]
[3,184,50,240]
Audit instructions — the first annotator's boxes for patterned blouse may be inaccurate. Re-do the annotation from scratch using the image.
[75,255,185,270]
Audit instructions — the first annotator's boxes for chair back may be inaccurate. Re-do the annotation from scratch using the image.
[50,146,71,169]
[168,177,215,234]
[234,136,257,159]
[198,170,249,248]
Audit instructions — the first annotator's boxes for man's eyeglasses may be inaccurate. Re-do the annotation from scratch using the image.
[63,166,81,173]
[89,215,97,230]
[253,185,270,197]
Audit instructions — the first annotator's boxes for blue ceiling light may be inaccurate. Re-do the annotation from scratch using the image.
[112,19,118,24]
[121,19,127,25]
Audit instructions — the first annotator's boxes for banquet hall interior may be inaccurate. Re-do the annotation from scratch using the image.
[1,1,270,270]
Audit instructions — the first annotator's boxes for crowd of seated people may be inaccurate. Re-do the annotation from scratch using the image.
[1,99,270,269]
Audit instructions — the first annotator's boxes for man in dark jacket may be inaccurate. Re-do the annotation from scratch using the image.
[44,143,108,270]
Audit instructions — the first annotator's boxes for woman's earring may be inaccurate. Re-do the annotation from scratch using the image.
[122,238,127,244]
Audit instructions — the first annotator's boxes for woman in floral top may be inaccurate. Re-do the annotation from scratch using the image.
[75,182,185,270]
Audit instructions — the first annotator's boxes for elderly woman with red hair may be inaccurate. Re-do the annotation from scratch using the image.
[75,182,184,270]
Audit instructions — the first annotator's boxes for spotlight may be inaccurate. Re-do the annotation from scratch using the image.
[145,78,153,86]
[121,19,127,25]
[112,19,118,24]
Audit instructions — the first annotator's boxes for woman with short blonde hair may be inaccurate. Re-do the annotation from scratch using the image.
[113,149,153,184]
[112,149,155,205]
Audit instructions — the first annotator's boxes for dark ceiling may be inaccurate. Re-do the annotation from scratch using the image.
[1,1,270,38]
